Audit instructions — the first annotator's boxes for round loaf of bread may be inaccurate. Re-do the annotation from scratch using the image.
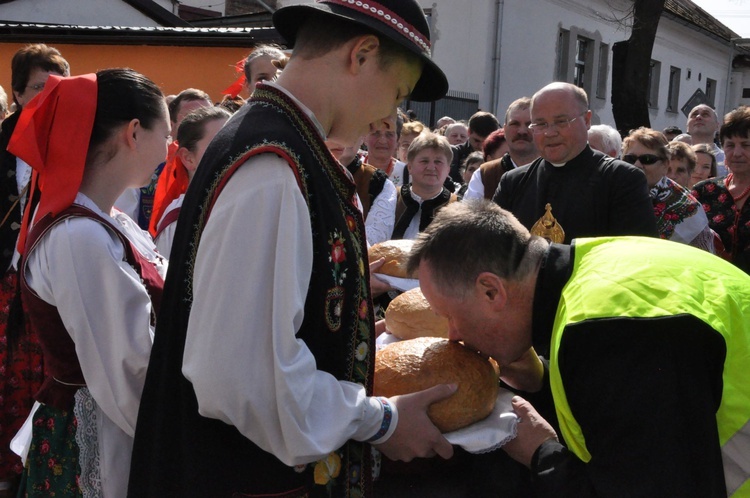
[374,337,499,433]
[368,239,416,278]
[384,287,449,340]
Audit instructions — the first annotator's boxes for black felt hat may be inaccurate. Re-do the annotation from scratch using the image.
[273,0,449,102]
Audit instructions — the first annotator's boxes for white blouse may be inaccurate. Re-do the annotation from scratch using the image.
[182,153,390,467]
[24,192,166,497]
[153,193,184,257]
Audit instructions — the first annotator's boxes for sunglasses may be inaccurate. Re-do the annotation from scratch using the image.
[622,154,663,166]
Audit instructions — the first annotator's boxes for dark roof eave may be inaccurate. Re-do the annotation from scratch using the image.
[661,9,733,45]
[188,12,274,28]
[663,0,739,44]
[0,23,283,47]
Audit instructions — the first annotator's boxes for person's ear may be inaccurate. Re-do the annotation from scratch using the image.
[125,119,140,150]
[476,272,508,309]
[12,90,24,108]
[178,146,198,173]
[347,34,381,74]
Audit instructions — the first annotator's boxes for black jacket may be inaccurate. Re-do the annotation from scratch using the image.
[492,146,657,242]
[449,141,473,184]
[524,243,727,497]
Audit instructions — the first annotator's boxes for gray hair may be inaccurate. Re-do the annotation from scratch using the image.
[588,124,622,156]
[444,122,467,135]
[407,201,546,297]
[504,97,531,125]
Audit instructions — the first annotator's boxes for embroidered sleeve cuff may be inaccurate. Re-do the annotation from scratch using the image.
[366,397,398,444]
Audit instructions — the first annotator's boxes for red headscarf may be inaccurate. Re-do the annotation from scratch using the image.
[148,141,185,237]
[7,73,98,253]
[221,58,246,99]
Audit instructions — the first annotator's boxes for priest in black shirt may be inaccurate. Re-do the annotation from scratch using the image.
[493,82,657,243]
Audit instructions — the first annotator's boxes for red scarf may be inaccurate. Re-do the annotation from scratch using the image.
[7,73,98,253]
[148,141,185,237]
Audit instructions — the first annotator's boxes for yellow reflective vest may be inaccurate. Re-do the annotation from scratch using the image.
[548,237,750,496]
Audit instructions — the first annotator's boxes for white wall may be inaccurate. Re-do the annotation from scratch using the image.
[0,0,172,27]
[271,0,739,129]
[735,70,750,109]
[495,0,631,120]
[649,18,732,132]
[416,0,495,109]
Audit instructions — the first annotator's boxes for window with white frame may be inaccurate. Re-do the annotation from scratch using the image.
[667,66,681,112]
[706,78,717,107]
[555,28,607,101]
[647,60,661,109]
[573,36,589,89]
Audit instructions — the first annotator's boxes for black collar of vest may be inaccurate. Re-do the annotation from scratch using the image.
[531,242,574,358]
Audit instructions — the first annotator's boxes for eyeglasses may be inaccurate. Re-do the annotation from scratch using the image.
[529,112,586,135]
[25,82,46,92]
[622,154,664,166]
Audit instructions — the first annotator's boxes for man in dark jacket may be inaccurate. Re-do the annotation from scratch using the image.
[493,82,657,243]
[409,201,750,498]
[449,111,499,183]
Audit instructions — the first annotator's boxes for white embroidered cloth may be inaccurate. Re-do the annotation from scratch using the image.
[444,389,518,453]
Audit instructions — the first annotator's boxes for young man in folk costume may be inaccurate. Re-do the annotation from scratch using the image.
[128,1,454,497]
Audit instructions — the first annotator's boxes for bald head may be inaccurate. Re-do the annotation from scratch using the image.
[687,104,719,144]
[532,82,588,113]
[530,82,592,164]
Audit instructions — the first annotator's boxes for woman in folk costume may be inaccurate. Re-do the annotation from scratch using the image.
[0,44,69,495]
[153,105,230,256]
[621,127,714,252]
[8,68,168,496]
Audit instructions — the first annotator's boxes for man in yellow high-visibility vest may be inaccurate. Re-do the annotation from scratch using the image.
[409,200,750,497]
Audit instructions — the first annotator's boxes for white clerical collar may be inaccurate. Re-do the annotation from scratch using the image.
[263,81,327,140]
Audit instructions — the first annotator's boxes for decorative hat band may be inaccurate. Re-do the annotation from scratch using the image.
[319,0,431,55]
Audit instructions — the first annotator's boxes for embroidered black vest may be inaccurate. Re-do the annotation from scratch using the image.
[392,185,456,239]
[129,84,375,498]
[346,157,386,220]
[20,205,164,410]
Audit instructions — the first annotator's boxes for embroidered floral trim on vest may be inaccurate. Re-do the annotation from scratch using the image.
[182,84,375,497]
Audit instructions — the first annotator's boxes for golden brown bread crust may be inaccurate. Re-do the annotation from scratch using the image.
[373,337,499,433]
[384,288,449,339]
[368,239,416,278]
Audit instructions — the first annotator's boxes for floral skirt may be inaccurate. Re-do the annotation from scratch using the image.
[17,404,81,497]
[0,271,44,483]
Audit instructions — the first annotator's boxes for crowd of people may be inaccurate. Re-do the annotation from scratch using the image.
[0,0,748,495]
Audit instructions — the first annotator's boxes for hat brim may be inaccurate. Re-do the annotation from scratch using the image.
[273,3,448,102]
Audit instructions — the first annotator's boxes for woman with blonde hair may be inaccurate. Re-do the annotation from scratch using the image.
[690,143,718,187]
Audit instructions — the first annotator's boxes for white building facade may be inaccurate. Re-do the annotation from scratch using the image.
[273,0,746,130]
[2,0,747,129]
[0,0,178,27]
